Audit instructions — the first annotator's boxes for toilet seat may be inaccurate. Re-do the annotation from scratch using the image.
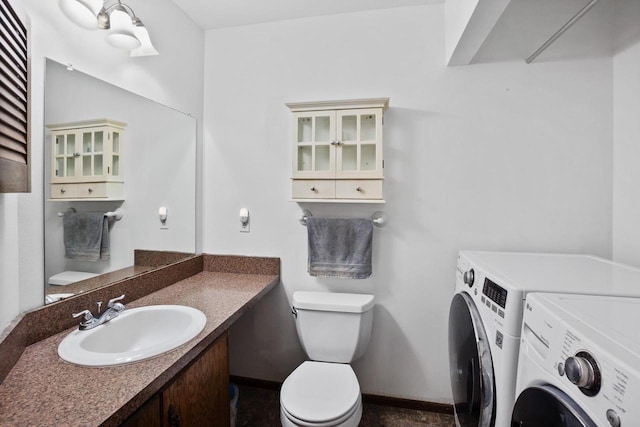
[281,361,361,426]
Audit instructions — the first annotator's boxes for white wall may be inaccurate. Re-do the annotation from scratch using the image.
[612,40,640,265]
[203,5,612,402]
[0,0,204,331]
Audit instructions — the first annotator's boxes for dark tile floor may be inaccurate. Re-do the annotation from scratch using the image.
[234,384,456,426]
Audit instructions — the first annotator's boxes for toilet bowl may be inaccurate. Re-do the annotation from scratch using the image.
[280,292,374,427]
[281,361,362,427]
[49,271,98,286]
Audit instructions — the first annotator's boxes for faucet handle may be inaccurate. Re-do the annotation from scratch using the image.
[72,310,94,321]
[107,294,125,308]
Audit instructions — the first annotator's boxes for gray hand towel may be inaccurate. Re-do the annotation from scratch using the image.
[307,217,373,279]
[63,212,110,261]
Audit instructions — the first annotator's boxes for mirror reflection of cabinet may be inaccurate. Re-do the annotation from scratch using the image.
[287,99,388,202]
[47,119,125,200]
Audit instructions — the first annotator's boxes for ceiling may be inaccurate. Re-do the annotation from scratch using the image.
[168,0,640,63]
[169,0,442,30]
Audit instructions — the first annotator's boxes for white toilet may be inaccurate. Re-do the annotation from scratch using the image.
[280,291,375,427]
[48,271,98,286]
[45,271,100,304]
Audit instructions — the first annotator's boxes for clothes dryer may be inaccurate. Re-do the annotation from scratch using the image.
[513,292,640,426]
[449,251,640,427]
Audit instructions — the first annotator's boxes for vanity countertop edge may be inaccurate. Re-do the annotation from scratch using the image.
[0,254,280,427]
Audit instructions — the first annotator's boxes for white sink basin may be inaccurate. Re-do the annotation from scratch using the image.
[58,305,207,367]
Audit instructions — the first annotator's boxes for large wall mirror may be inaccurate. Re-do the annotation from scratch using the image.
[43,58,196,304]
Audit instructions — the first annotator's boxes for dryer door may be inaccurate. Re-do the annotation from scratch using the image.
[449,292,495,427]
[511,385,596,427]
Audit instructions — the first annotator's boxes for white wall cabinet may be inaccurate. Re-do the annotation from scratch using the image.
[287,98,388,203]
[47,119,125,200]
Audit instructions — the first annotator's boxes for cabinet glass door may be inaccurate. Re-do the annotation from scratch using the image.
[81,129,105,178]
[292,111,335,178]
[111,130,121,178]
[336,108,383,178]
[53,133,76,180]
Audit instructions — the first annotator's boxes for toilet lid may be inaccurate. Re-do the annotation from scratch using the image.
[281,361,360,424]
[49,271,98,286]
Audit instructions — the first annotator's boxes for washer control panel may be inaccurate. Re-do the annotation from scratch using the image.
[483,278,508,309]
[456,254,514,332]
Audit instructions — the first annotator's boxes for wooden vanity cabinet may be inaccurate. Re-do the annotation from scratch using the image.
[121,332,230,427]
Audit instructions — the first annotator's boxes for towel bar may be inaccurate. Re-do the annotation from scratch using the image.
[298,210,386,227]
[57,208,123,221]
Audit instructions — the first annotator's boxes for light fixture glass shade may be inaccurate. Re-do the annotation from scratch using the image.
[130,24,159,56]
[59,0,103,30]
[105,7,141,50]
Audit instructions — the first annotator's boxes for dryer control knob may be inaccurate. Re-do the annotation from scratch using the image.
[606,409,621,427]
[565,353,599,393]
[565,356,594,387]
[463,269,475,287]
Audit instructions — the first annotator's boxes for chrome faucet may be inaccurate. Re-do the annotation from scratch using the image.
[72,294,126,330]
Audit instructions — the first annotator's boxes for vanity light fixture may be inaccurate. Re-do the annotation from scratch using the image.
[59,0,158,56]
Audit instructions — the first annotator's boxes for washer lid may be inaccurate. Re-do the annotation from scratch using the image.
[293,291,374,313]
[281,361,360,423]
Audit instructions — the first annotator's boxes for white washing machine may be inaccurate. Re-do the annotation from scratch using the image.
[449,251,640,427]
[513,292,640,427]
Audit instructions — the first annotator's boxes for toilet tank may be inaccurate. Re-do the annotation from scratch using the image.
[292,291,375,363]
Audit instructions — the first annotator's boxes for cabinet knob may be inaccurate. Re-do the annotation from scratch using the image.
[356,186,363,192]
[168,404,181,427]
[310,187,316,192]
[60,188,66,193]
[73,152,80,157]
[88,188,93,193]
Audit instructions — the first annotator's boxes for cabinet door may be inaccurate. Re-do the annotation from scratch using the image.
[79,127,108,180]
[162,333,230,427]
[336,108,383,179]
[51,131,78,183]
[110,128,123,180]
[292,111,336,178]
[120,395,161,427]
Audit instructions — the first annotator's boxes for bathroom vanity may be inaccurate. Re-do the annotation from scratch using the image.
[0,254,280,426]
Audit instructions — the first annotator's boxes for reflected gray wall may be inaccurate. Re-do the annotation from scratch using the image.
[44,59,196,286]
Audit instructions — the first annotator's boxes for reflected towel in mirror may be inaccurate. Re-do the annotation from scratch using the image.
[63,212,110,261]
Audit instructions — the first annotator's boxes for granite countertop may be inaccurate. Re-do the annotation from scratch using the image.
[0,268,279,426]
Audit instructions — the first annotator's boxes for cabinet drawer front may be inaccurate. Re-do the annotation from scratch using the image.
[335,180,382,199]
[51,184,78,199]
[292,180,335,199]
[77,183,107,198]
